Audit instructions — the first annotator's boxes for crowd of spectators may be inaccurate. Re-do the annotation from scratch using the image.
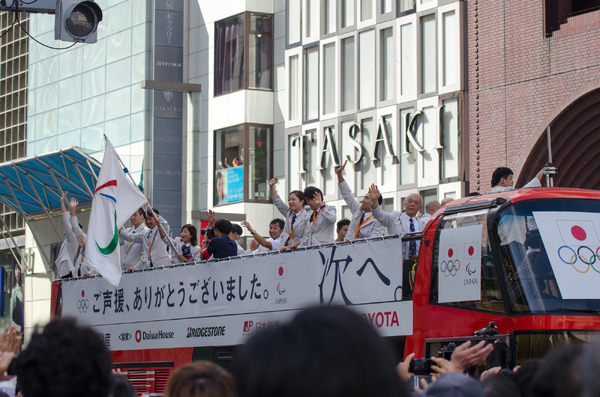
[0,307,597,397]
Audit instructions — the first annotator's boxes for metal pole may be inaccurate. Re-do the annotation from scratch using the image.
[546,126,553,187]
[0,215,24,271]
[109,138,178,253]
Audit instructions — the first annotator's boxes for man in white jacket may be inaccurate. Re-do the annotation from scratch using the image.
[119,208,147,271]
[335,160,384,240]
[55,194,88,278]
[119,210,172,270]
[369,185,424,299]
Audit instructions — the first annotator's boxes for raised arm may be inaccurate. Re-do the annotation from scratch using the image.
[241,220,273,250]
[269,177,278,196]
[270,191,291,217]
[369,184,397,229]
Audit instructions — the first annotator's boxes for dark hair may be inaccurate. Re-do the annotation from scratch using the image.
[303,186,323,201]
[530,344,582,397]
[511,359,541,397]
[110,374,136,397]
[231,224,243,235]
[491,167,513,187]
[581,338,600,397]
[216,171,223,181]
[480,373,520,397]
[152,207,160,215]
[137,208,146,217]
[181,224,198,246]
[215,219,233,235]
[236,306,407,397]
[270,218,285,230]
[289,190,306,204]
[17,317,112,397]
[165,361,236,397]
[337,218,351,232]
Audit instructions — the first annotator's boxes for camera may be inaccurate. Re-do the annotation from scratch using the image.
[409,358,434,375]
[201,226,215,240]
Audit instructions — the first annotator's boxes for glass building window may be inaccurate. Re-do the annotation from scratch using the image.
[360,117,377,190]
[341,36,355,111]
[420,14,436,94]
[214,12,273,96]
[441,97,459,179]
[323,0,336,34]
[289,55,299,120]
[398,0,415,13]
[382,0,393,14]
[287,0,301,44]
[248,126,272,200]
[342,0,355,28]
[303,46,319,121]
[399,108,416,185]
[380,27,394,101]
[214,124,273,205]
[305,0,319,38]
[323,42,336,115]
[442,10,458,87]
[249,14,273,90]
[359,30,375,109]
[400,22,414,97]
[361,0,373,21]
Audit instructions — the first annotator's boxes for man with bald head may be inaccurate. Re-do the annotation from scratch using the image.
[369,185,424,299]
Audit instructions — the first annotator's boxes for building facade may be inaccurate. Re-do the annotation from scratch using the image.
[192,0,467,234]
[0,11,28,332]
[19,0,468,330]
[468,0,600,192]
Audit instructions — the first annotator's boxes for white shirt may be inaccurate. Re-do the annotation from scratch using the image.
[120,223,147,271]
[491,176,541,192]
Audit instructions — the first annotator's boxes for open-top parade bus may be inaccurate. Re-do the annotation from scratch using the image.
[52,187,600,395]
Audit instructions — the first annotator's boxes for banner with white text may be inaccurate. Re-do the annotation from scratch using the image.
[62,237,409,349]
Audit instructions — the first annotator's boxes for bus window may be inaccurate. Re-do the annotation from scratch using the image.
[496,199,600,314]
[429,209,505,312]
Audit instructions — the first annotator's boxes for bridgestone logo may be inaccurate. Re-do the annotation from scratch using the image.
[186,326,226,338]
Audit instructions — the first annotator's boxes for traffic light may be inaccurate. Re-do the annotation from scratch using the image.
[55,0,103,44]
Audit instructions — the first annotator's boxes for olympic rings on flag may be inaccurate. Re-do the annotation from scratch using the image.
[440,260,460,277]
[557,245,600,274]
[77,299,90,313]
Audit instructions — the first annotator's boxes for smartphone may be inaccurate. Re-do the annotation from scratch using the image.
[409,358,434,375]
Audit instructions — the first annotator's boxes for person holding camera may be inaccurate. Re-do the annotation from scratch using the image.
[201,218,238,260]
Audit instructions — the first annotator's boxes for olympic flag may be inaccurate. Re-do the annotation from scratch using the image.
[85,138,148,286]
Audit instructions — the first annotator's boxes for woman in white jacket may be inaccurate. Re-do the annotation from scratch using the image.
[163,224,202,263]
[269,177,310,251]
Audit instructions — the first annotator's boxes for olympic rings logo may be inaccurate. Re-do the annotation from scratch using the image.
[440,260,461,277]
[557,245,600,274]
[77,299,90,313]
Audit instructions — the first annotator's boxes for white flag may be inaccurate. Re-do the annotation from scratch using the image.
[85,138,147,286]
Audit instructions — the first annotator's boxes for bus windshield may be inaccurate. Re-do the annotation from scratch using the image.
[498,198,600,314]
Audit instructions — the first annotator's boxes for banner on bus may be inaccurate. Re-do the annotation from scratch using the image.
[92,301,412,351]
[62,237,405,327]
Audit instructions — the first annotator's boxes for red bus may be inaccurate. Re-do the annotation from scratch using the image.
[52,187,600,394]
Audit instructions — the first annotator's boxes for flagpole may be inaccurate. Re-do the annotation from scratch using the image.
[104,136,178,253]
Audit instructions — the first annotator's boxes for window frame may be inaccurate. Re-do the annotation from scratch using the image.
[213,12,274,98]
[213,123,274,206]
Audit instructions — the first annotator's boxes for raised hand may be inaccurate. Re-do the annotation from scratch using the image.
[369,184,381,209]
